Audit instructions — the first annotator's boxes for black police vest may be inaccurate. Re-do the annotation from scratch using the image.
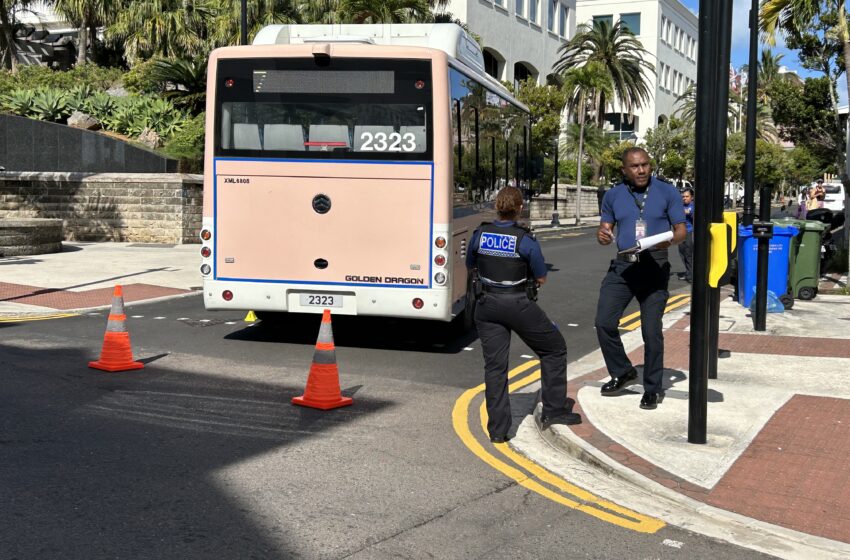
[474,223,531,286]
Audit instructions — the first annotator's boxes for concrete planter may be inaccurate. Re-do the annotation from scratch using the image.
[0,218,63,256]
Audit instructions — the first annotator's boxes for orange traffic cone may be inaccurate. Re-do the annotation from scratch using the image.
[292,309,353,410]
[88,285,144,372]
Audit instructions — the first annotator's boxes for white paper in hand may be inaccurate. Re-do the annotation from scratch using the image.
[618,231,674,255]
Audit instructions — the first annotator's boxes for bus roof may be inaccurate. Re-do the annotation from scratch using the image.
[252,24,525,112]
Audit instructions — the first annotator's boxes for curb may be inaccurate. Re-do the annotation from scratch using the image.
[523,407,850,559]
[512,299,850,559]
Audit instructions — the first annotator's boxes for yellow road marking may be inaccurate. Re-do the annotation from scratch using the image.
[0,313,78,323]
[620,294,691,331]
[618,294,690,330]
[452,361,665,533]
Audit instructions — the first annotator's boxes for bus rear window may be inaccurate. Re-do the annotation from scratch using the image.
[215,58,432,161]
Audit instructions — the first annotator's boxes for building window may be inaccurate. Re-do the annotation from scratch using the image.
[660,17,667,43]
[484,50,501,79]
[593,14,613,29]
[516,0,525,18]
[529,0,538,24]
[559,4,568,36]
[620,13,640,35]
[664,66,671,90]
[548,0,556,31]
[495,0,504,7]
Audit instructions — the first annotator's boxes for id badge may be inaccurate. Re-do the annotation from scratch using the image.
[635,219,647,241]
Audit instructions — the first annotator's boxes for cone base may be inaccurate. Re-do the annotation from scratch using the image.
[291,395,353,410]
[88,360,145,372]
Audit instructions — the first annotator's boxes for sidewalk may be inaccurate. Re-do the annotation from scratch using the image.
[0,242,201,315]
[513,286,850,559]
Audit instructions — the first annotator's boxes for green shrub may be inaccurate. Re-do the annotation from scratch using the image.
[31,87,71,122]
[0,89,36,117]
[13,64,122,91]
[162,112,205,173]
[123,59,164,94]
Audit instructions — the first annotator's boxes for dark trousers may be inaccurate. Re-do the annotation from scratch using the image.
[678,232,693,282]
[594,258,670,394]
[475,292,568,438]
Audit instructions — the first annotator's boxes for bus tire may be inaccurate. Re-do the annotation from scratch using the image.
[459,276,477,332]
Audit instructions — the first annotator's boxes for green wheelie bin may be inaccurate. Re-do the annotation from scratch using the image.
[772,217,828,300]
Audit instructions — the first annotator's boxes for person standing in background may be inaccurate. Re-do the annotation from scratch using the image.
[678,188,694,283]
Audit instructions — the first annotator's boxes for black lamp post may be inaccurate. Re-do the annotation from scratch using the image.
[552,140,561,226]
[241,0,248,46]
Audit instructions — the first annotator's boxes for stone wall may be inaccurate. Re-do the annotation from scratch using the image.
[529,184,601,221]
[0,172,202,244]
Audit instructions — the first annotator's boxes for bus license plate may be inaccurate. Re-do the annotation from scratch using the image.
[299,294,342,308]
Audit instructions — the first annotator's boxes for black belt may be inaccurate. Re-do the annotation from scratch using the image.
[617,253,640,263]
[481,284,527,293]
[616,250,668,264]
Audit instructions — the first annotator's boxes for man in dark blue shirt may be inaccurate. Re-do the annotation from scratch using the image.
[467,187,580,443]
[595,148,687,410]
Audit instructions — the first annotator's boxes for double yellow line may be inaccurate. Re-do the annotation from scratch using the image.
[618,294,691,332]
[0,313,78,323]
[452,361,664,533]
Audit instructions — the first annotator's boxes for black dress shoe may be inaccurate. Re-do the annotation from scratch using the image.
[540,412,582,429]
[490,434,511,444]
[600,369,638,396]
[639,392,658,410]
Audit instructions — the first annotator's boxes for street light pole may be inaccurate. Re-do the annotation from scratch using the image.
[241,0,249,46]
[552,140,561,226]
[742,0,759,228]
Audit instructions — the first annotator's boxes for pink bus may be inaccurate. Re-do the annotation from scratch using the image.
[199,24,531,327]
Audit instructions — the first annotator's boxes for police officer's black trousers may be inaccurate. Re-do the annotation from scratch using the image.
[475,292,568,438]
[594,258,670,394]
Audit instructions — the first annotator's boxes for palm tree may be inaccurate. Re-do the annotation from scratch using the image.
[51,0,120,65]
[561,61,613,224]
[105,0,212,64]
[674,85,777,142]
[338,0,432,23]
[760,0,850,114]
[206,0,302,48]
[1,0,34,71]
[553,20,655,129]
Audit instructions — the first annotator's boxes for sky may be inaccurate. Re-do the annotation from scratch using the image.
[679,0,849,105]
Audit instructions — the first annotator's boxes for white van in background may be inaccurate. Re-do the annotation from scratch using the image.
[822,183,846,212]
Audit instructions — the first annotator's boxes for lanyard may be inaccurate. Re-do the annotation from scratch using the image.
[627,183,650,219]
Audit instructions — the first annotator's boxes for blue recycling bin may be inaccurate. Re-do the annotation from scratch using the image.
[737,224,798,308]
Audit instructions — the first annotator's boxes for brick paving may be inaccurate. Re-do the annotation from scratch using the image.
[705,395,850,543]
[566,310,850,543]
[0,282,191,310]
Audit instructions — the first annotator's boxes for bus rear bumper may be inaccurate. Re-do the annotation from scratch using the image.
[203,280,455,321]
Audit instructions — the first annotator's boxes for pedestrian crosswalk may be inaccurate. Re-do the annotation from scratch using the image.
[539,232,586,241]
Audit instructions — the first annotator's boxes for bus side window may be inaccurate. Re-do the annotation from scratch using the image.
[353,125,394,151]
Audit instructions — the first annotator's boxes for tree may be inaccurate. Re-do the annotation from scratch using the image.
[509,78,568,189]
[206,0,302,49]
[643,117,694,180]
[674,84,776,142]
[105,0,213,64]
[768,77,840,170]
[561,61,613,223]
[553,20,655,128]
[0,0,34,71]
[51,0,119,65]
[338,0,432,23]
[760,0,850,116]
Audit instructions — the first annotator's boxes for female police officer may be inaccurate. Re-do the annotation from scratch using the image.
[466,186,581,444]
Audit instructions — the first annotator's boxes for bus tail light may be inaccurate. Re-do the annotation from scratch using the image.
[222,290,233,301]
[200,229,212,241]
[201,246,211,258]
[200,264,211,275]
[412,298,424,309]
[435,236,446,248]
[434,254,446,266]
[434,272,446,285]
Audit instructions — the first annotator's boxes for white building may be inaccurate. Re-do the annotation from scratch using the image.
[439,0,578,86]
[575,0,698,141]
